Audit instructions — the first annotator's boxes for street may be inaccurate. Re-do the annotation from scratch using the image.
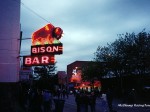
[62,95,150,112]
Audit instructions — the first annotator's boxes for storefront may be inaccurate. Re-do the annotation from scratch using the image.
[74,80,101,92]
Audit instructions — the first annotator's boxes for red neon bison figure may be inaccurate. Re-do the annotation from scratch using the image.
[32,24,63,45]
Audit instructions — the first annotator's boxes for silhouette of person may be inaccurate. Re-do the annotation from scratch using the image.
[106,87,114,112]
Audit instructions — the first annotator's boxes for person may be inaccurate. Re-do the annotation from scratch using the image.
[89,92,96,112]
[36,89,43,112]
[66,89,69,99]
[30,89,42,112]
[128,88,136,104]
[62,89,66,99]
[100,93,109,112]
[75,91,81,112]
[60,89,63,99]
[106,88,114,112]
[80,91,88,112]
[28,88,36,112]
[42,89,52,112]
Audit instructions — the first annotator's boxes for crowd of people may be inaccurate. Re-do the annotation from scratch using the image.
[19,81,116,112]
[19,82,137,112]
[74,87,116,112]
[75,90,96,112]
[55,88,69,99]
[19,82,68,112]
[20,88,53,112]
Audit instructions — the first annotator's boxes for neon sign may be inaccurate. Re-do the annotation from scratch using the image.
[70,67,82,83]
[32,24,63,45]
[31,43,63,55]
[23,23,63,67]
[23,55,55,67]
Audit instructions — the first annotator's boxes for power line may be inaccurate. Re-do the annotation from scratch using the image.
[21,2,50,23]
[12,0,51,23]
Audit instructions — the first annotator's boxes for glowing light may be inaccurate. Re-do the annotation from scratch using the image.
[45,25,50,31]
[31,43,63,55]
[35,41,41,45]
[32,24,63,45]
[23,55,55,66]
[25,23,63,67]
[53,39,60,44]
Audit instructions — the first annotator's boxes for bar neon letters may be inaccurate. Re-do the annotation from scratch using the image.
[23,55,55,66]
[41,56,49,64]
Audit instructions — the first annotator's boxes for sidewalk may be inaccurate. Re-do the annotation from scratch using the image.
[112,99,150,112]
[62,95,102,112]
[62,95,150,112]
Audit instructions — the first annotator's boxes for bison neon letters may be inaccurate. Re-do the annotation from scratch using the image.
[23,55,55,67]
[31,43,63,55]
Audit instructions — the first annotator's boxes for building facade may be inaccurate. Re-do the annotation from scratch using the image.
[0,0,20,82]
[67,61,89,83]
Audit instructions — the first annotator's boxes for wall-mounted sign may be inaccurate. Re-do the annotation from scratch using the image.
[23,55,55,67]
[31,43,63,55]
[23,23,63,67]
[32,24,63,46]
[71,67,82,83]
